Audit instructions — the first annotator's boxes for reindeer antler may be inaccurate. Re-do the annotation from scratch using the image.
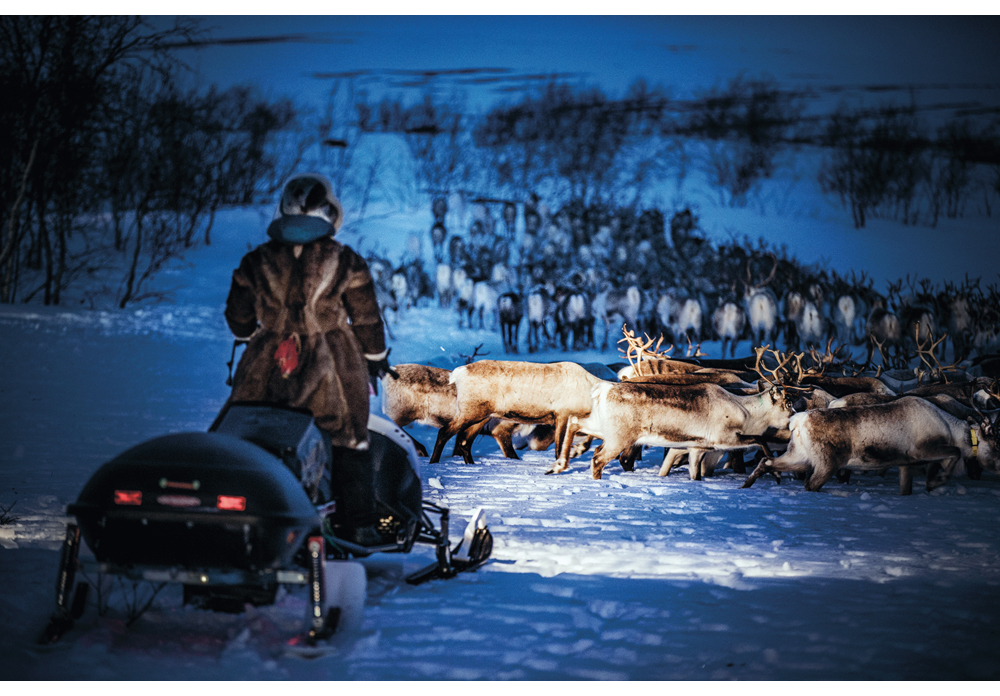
[913,327,957,384]
[618,325,673,374]
[755,346,812,398]
[684,334,707,358]
[988,379,1000,403]
[806,338,848,376]
[460,343,489,365]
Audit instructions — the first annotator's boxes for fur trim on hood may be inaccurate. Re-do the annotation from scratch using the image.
[273,172,345,234]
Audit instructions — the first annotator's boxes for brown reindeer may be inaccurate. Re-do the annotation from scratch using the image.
[742,395,1000,494]
[570,347,821,479]
[441,360,605,471]
[382,363,521,461]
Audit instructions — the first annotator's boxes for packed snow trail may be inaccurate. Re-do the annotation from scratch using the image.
[3,307,1000,679]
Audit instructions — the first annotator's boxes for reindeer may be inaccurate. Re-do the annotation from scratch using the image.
[526,285,553,352]
[498,292,523,353]
[430,222,447,264]
[594,285,643,350]
[448,235,468,268]
[898,276,938,357]
[939,276,977,363]
[436,263,453,308]
[796,340,897,397]
[795,295,827,350]
[655,289,703,347]
[382,363,521,461]
[831,270,869,347]
[864,283,905,370]
[571,369,811,480]
[744,254,779,348]
[783,289,805,351]
[390,271,409,312]
[439,360,605,471]
[454,268,475,328]
[431,196,448,224]
[742,395,1000,495]
[366,255,398,338]
[472,279,499,331]
[502,201,517,242]
[556,286,593,351]
[712,291,746,359]
[570,340,820,479]
[610,330,759,477]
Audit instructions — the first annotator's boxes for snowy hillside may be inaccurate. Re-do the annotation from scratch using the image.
[2,167,1000,681]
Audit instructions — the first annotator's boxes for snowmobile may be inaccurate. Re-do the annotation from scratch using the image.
[39,398,493,646]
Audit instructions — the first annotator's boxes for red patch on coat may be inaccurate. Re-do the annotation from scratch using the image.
[274,334,301,378]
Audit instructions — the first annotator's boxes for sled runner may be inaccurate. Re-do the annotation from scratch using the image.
[40,402,492,645]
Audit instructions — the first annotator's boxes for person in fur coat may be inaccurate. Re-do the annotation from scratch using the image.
[225,173,396,542]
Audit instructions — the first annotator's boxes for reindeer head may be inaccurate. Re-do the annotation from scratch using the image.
[754,346,814,412]
[743,253,777,300]
[968,384,1000,470]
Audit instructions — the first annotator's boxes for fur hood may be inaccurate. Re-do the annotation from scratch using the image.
[267,172,344,244]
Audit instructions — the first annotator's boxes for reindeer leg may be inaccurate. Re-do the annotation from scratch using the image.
[569,435,595,459]
[741,460,772,488]
[803,467,835,492]
[403,429,428,458]
[548,415,575,475]
[590,442,622,481]
[659,448,684,477]
[454,419,491,464]
[689,448,705,481]
[730,449,747,474]
[967,457,983,481]
[702,450,723,478]
[898,465,913,496]
[926,449,963,491]
[490,420,521,460]
[428,425,455,464]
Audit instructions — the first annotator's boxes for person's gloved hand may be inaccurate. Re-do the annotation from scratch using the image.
[367,349,399,395]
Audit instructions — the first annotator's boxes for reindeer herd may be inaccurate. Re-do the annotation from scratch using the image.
[370,224,1000,371]
[369,197,1000,495]
[364,196,1000,372]
[382,326,1000,497]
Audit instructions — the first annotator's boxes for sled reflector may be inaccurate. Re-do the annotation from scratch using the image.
[113,490,142,506]
[156,495,201,507]
[217,495,246,511]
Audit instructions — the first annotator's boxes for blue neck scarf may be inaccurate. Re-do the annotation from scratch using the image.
[266,215,335,244]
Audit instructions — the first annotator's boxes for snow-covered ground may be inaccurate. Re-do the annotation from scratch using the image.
[3,169,1000,681]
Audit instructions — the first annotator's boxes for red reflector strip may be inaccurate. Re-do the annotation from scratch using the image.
[217,495,246,511]
[114,490,142,506]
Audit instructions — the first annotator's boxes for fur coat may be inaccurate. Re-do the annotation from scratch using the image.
[224,236,386,449]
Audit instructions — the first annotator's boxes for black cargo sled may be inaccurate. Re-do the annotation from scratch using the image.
[40,402,492,645]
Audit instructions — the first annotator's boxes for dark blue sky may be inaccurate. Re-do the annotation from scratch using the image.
[157,15,1000,119]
